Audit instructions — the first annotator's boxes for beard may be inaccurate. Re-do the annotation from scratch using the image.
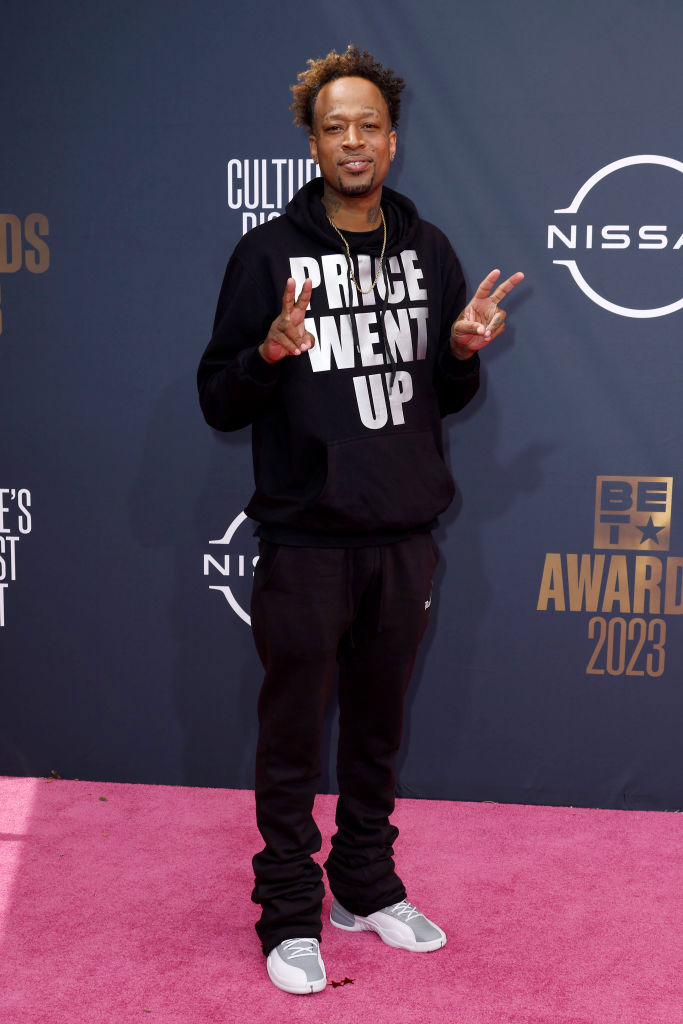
[335,169,376,196]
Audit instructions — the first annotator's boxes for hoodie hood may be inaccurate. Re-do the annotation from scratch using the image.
[284,176,421,256]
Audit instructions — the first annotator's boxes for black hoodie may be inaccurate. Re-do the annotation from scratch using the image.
[198,177,480,545]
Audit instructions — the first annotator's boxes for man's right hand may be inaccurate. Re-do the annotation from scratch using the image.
[258,278,315,364]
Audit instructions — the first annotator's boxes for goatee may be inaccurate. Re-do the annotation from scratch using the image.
[336,172,376,197]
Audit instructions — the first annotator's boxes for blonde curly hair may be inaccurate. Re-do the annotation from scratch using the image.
[290,45,405,131]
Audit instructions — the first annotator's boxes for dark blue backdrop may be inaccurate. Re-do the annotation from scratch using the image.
[2,0,682,810]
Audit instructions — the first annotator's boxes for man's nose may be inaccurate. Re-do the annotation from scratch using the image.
[342,125,363,147]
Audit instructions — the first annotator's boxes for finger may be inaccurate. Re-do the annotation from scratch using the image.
[271,319,315,356]
[453,319,489,338]
[488,309,507,333]
[294,277,313,311]
[471,269,501,302]
[299,328,315,351]
[453,321,506,357]
[280,277,297,315]
[268,328,301,355]
[490,271,525,305]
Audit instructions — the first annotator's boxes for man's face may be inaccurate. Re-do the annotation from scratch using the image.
[309,76,396,201]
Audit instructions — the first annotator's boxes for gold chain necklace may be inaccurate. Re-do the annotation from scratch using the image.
[326,207,387,295]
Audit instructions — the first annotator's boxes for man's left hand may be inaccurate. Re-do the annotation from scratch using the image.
[450,269,525,359]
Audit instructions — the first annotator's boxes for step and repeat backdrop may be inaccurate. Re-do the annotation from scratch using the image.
[2,0,682,810]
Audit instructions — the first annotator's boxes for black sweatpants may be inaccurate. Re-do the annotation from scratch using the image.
[249,533,439,956]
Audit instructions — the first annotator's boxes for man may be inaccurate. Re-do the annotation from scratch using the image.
[198,45,523,995]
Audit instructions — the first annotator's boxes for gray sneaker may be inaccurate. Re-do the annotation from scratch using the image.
[330,897,446,951]
[266,937,327,994]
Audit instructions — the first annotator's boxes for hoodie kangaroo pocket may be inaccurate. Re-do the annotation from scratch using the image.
[314,430,455,532]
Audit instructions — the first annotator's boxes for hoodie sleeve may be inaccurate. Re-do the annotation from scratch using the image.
[432,238,480,417]
[197,249,283,432]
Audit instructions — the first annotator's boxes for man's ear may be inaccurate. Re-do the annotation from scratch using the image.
[309,134,318,164]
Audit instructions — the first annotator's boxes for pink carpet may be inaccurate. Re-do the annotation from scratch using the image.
[0,777,681,1024]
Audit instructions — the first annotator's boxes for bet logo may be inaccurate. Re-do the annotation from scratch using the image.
[203,511,259,625]
[594,477,673,551]
[548,155,683,318]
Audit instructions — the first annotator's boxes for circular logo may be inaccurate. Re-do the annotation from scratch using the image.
[205,511,259,626]
[549,155,683,318]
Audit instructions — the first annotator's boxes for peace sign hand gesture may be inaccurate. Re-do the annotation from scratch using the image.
[450,269,525,359]
[259,278,315,364]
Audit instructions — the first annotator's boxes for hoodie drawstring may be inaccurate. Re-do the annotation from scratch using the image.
[378,258,396,392]
[332,223,397,391]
